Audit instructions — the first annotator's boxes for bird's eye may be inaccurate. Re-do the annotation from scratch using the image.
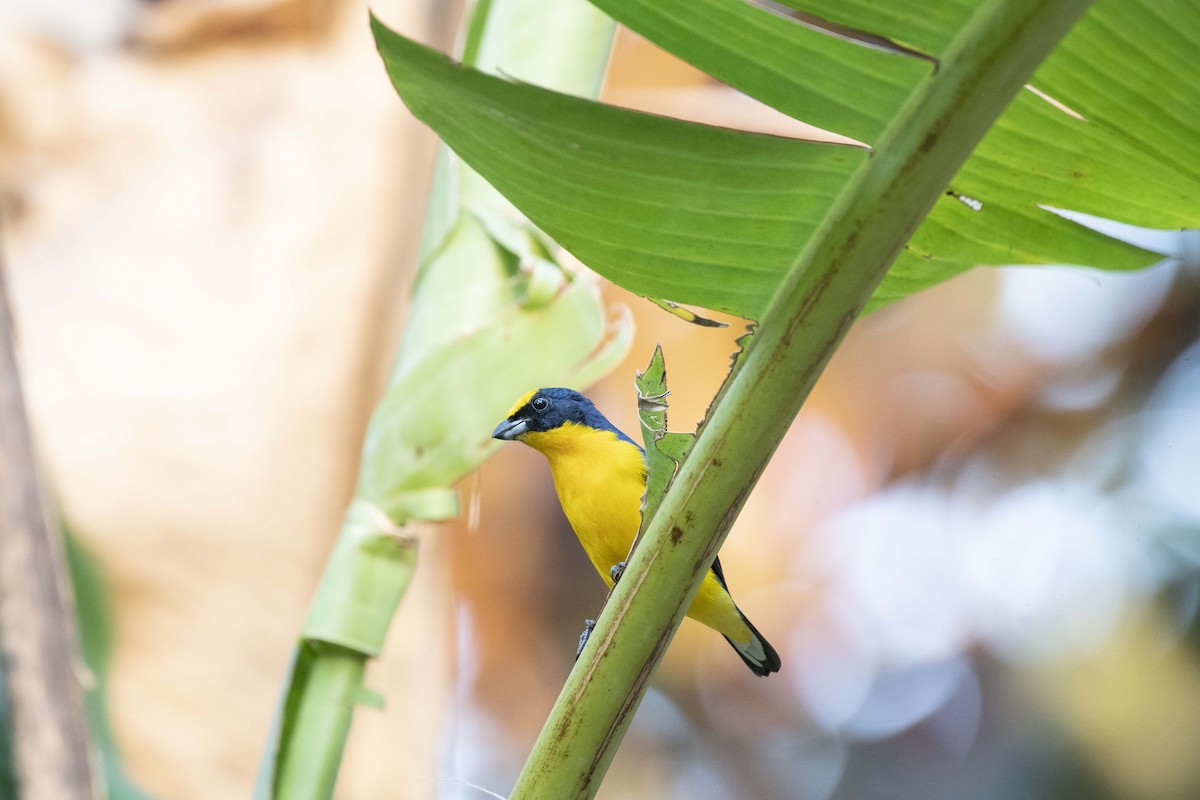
[531,396,549,412]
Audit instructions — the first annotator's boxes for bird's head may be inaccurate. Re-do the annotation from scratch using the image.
[491,387,593,441]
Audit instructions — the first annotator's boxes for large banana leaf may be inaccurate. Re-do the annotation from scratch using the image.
[373,0,1200,321]
[370,20,863,318]
[369,2,1197,797]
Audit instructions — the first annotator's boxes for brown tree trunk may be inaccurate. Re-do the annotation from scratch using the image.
[0,253,98,800]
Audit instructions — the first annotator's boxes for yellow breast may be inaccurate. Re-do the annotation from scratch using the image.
[520,419,754,646]
[521,422,646,583]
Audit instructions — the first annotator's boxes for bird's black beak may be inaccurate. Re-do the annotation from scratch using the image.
[492,418,529,441]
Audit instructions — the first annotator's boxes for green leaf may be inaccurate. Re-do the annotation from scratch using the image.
[585,0,927,144]
[358,250,631,504]
[633,346,694,542]
[873,0,1200,305]
[1033,0,1200,191]
[371,15,866,320]
[589,0,1200,313]
[374,2,1200,322]
[768,0,977,56]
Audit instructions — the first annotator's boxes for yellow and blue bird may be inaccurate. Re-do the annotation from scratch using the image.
[492,387,781,676]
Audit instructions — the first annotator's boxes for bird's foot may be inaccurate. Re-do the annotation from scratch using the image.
[609,561,626,584]
[576,619,596,659]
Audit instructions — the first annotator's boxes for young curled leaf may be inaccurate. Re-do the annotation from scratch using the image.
[633,346,696,545]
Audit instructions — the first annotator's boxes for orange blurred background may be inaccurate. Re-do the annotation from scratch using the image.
[3,1,1200,798]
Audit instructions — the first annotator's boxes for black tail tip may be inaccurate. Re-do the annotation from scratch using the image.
[726,619,782,677]
[744,639,782,677]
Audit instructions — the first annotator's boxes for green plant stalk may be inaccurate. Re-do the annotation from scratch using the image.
[275,645,366,799]
[509,0,1094,796]
[260,2,618,797]
[269,515,418,800]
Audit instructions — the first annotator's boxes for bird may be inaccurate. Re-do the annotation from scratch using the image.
[492,387,781,676]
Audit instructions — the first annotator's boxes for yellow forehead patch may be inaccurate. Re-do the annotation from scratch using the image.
[506,389,538,418]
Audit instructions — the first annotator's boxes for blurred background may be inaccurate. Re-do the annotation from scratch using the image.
[3,0,1200,798]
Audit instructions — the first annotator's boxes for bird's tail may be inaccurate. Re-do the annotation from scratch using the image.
[725,610,781,677]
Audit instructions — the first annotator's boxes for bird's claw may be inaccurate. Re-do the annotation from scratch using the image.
[610,561,626,584]
[576,619,596,659]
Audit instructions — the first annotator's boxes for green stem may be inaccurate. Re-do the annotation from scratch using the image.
[510,0,1094,797]
[257,2,617,797]
[275,644,367,800]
